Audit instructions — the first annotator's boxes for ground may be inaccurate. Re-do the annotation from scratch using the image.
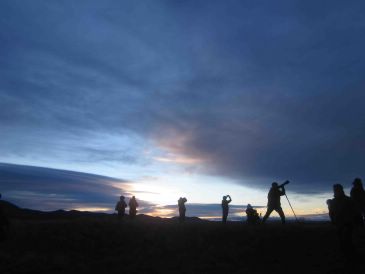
[1,216,365,274]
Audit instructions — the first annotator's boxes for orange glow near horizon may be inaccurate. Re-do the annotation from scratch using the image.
[72,207,112,212]
[147,207,176,218]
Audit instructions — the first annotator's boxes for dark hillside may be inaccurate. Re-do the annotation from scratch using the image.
[1,216,365,273]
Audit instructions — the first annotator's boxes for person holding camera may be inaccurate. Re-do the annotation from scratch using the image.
[221,195,232,223]
[262,181,288,224]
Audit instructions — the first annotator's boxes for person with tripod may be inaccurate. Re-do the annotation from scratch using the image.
[262,181,289,224]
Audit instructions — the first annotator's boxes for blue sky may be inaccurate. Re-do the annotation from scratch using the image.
[1,0,365,219]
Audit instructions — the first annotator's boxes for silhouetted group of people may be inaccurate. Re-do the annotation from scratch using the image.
[327,178,365,256]
[2,176,364,260]
[220,182,288,224]
[115,195,139,219]
[175,182,287,224]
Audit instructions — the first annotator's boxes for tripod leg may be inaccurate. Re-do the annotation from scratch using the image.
[285,194,299,222]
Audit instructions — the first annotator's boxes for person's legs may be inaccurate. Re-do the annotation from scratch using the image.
[182,209,186,222]
[222,209,228,223]
[262,207,273,223]
[275,207,286,224]
[338,224,354,257]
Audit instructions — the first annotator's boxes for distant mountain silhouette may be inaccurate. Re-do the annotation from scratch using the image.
[0,200,109,220]
[0,200,205,222]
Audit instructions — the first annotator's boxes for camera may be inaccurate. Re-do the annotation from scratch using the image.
[278,180,290,188]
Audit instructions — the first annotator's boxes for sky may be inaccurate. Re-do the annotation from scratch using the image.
[1,0,365,220]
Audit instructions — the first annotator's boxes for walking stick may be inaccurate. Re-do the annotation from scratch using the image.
[285,194,299,222]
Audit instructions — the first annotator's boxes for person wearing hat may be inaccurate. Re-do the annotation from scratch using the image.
[262,182,286,224]
[115,195,127,219]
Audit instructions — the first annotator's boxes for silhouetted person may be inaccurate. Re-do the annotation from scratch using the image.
[0,193,9,241]
[262,182,286,224]
[129,196,138,219]
[115,195,127,219]
[221,195,232,223]
[328,184,362,256]
[246,203,260,225]
[350,178,365,223]
[178,197,187,222]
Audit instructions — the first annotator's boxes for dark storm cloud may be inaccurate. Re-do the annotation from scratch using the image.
[1,1,365,193]
[0,163,129,210]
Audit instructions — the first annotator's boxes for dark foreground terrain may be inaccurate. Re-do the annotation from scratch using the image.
[1,203,365,274]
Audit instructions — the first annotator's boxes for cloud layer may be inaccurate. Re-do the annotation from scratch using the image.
[1,1,365,193]
[0,163,130,210]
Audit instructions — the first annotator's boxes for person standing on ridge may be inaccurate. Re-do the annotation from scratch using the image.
[262,182,287,224]
[115,195,127,219]
[178,197,187,222]
[129,196,139,219]
[328,184,362,256]
[221,195,232,223]
[350,178,365,224]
